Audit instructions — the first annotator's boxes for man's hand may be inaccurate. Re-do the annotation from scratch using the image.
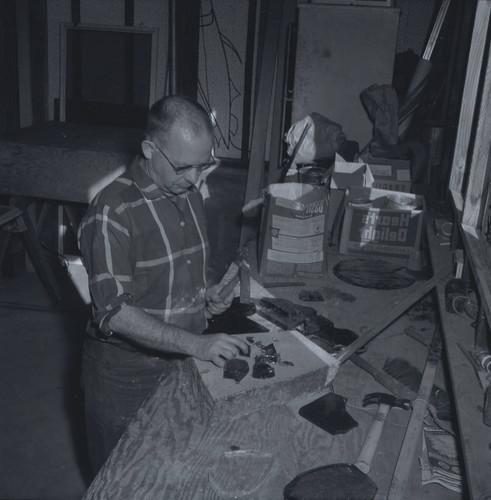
[192,333,250,367]
[205,283,234,318]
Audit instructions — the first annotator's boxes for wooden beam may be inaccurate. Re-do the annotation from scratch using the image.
[387,329,442,499]
[241,0,284,205]
[267,0,297,185]
[462,34,491,229]
[15,0,33,128]
[336,267,449,364]
[239,0,285,246]
[448,0,491,194]
[241,0,257,162]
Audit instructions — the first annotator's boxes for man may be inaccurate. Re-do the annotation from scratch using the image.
[78,95,248,475]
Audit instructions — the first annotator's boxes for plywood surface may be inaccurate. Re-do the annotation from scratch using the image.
[194,330,338,418]
[426,215,491,499]
[84,245,461,500]
[0,122,142,203]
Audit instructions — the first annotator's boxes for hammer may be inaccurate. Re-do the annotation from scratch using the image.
[355,392,411,474]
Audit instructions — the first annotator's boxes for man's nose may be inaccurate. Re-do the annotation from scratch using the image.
[185,168,201,184]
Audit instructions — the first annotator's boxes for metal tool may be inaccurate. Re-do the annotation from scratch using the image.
[284,392,410,500]
[356,393,411,474]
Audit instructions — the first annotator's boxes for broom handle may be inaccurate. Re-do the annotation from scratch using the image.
[336,267,448,364]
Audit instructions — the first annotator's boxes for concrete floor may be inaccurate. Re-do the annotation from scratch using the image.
[0,165,464,499]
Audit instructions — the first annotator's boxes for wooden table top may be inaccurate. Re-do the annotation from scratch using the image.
[82,249,451,500]
[0,122,144,204]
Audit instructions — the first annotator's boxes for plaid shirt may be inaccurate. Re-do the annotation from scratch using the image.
[78,157,209,345]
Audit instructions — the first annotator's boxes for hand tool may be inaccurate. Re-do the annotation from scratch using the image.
[239,260,251,304]
[356,393,411,475]
[284,392,411,500]
[216,246,249,302]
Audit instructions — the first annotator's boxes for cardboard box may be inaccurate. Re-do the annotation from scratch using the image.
[338,186,425,260]
[327,155,374,244]
[361,153,412,192]
[258,183,329,278]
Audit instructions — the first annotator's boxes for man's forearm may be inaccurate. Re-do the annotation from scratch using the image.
[107,304,250,367]
[108,305,199,356]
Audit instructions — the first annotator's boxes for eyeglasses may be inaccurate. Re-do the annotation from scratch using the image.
[152,141,216,174]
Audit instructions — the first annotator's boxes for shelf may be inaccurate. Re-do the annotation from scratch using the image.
[426,214,491,499]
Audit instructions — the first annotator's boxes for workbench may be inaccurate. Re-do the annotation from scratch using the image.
[0,122,143,299]
[82,247,461,500]
[0,122,143,204]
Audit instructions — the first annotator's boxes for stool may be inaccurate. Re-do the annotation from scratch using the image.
[0,205,62,304]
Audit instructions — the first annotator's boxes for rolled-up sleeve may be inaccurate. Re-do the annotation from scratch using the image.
[78,200,135,329]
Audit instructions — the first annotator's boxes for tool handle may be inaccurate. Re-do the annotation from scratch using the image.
[218,274,240,301]
[355,403,391,474]
[483,385,491,427]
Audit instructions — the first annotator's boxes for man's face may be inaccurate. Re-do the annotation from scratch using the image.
[145,124,214,196]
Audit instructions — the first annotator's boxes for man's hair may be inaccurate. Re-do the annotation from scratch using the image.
[146,95,213,144]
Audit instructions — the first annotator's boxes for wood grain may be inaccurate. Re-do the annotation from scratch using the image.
[193,331,339,419]
[462,34,491,229]
[426,216,491,499]
[448,0,491,194]
[0,141,130,204]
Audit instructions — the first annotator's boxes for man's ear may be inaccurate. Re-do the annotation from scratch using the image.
[141,140,153,160]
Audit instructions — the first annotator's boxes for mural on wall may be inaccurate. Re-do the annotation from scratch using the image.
[198,0,248,159]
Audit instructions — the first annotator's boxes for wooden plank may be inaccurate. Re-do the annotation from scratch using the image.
[387,328,441,499]
[267,0,297,185]
[240,0,285,227]
[448,0,491,193]
[0,141,129,204]
[459,223,491,332]
[15,0,33,128]
[193,330,338,419]
[462,35,491,228]
[0,123,142,204]
[336,266,449,364]
[83,244,460,499]
[426,215,491,499]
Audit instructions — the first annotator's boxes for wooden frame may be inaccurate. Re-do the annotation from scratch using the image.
[58,23,160,122]
[309,0,393,6]
[448,0,491,316]
[447,1,491,324]
[449,0,491,230]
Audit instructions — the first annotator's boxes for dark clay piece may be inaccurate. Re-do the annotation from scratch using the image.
[252,356,275,379]
[223,358,250,383]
